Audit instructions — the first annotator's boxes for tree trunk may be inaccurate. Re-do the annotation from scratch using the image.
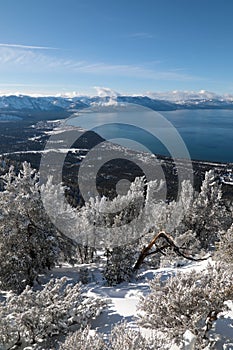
[134,231,167,270]
[134,230,209,271]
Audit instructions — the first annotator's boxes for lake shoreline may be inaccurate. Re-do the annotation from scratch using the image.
[0,119,232,203]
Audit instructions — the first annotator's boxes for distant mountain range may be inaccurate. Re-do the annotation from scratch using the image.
[0,91,233,116]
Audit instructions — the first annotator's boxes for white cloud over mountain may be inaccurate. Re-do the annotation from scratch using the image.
[144,90,229,101]
[94,87,120,98]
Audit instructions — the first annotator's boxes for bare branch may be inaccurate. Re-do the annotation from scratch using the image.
[134,231,210,270]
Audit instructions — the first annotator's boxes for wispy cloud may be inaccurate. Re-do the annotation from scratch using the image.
[0,83,37,87]
[0,46,202,82]
[74,62,201,82]
[0,46,63,67]
[0,43,57,50]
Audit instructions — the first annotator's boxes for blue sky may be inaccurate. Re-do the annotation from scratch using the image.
[0,0,233,95]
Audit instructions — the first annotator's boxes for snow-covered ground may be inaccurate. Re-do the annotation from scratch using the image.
[37,258,233,348]
[2,148,88,156]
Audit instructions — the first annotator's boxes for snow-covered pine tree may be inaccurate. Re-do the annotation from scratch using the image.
[40,175,79,263]
[180,170,231,250]
[75,176,146,248]
[0,162,60,293]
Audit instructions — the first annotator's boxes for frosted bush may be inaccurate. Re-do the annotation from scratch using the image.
[59,326,105,350]
[0,277,106,349]
[103,245,137,285]
[138,264,233,348]
[60,322,166,350]
[214,225,233,265]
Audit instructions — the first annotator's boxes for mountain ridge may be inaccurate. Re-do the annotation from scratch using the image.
[0,91,233,115]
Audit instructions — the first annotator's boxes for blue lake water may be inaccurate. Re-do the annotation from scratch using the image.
[67,108,233,164]
[163,109,233,163]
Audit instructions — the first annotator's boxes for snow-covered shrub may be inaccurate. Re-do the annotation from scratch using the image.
[138,264,233,348]
[59,326,105,350]
[59,322,164,350]
[106,322,162,350]
[103,246,137,285]
[0,277,106,349]
[214,225,233,265]
[0,163,60,293]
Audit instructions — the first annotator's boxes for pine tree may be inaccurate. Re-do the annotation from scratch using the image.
[0,162,60,293]
[179,170,231,250]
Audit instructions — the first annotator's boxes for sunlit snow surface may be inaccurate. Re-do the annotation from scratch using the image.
[1,258,232,348]
[27,258,233,349]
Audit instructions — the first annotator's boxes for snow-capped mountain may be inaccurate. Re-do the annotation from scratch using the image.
[145,90,225,102]
[0,95,88,112]
[0,91,233,116]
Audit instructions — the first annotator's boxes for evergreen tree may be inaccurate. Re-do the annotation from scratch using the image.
[180,170,230,250]
[0,162,60,293]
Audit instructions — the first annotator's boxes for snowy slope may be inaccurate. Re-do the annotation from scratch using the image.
[0,95,88,112]
[39,259,233,349]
